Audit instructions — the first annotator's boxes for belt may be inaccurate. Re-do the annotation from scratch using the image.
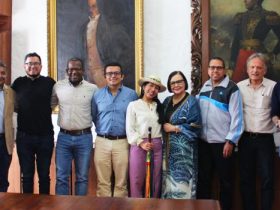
[97,134,127,140]
[60,128,91,136]
[243,131,272,138]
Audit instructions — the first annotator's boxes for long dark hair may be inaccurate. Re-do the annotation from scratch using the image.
[140,82,164,124]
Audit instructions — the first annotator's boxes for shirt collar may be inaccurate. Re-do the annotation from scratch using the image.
[105,84,123,94]
[26,75,41,80]
[88,14,100,21]
[68,79,84,87]
[206,75,229,88]
[246,77,268,87]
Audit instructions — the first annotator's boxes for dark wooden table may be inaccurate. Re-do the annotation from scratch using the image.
[0,193,221,210]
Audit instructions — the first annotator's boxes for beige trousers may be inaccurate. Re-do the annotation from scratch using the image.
[94,136,129,197]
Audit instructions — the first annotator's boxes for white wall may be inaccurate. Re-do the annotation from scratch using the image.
[12,0,48,81]
[144,0,192,100]
[11,0,192,96]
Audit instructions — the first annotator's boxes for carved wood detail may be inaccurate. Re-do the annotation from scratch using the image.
[191,0,202,95]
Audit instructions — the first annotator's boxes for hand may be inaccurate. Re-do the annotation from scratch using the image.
[139,141,153,151]
[223,141,234,158]
[276,120,280,129]
[272,116,280,129]
[163,123,178,133]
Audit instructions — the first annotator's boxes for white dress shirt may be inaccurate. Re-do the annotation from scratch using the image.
[126,99,162,145]
[52,79,98,130]
[237,78,276,133]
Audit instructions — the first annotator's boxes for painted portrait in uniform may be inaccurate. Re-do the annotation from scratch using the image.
[210,0,280,82]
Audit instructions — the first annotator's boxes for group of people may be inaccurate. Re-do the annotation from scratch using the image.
[197,53,280,210]
[0,51,279,210]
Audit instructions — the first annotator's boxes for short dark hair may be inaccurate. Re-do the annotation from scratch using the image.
[66,57,84,70]
[104,62,123,75]
[167,71,188,93]
[208,56,225,68]
[24,52,41,63]
[0,60,7,69]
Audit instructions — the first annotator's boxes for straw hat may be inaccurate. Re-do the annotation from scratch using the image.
[138,75,166,92]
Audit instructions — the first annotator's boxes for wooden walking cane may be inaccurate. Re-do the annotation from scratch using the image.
[145,127,153,198]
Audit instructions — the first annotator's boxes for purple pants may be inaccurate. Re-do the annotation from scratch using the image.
[129,138,162,198]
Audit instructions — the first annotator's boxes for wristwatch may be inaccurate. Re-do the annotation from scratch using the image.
[227,140,235,146]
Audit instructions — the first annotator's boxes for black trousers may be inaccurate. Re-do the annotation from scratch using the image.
[238,132,275,210]
[16,131,54,194]
[197,140,234,210]
[0,136,12,192]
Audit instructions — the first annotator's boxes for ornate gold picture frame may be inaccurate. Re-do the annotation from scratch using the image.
[48,0,143,92]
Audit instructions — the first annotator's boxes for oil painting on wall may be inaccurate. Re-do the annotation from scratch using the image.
[49,0,143,89]
[210,0,280,82]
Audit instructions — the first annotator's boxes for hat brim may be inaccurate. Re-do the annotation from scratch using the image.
[138,78,166,92]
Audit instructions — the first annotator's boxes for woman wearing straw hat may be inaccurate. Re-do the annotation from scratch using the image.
[161,71,201,199]
[126,75,166,198]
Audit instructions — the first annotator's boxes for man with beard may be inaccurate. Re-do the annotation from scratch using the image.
[12,52,55,194]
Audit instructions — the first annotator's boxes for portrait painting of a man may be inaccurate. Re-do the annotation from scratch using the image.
[210,0,280,82]
[56,0,135,88]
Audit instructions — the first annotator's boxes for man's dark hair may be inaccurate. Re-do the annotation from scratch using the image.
[66,57,84,70]
[209,56,225,68]
[167,71,188,93]
[104,62,123,75]
[24,52,41,63]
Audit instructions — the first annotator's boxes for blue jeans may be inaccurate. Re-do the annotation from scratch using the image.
[55,132,93,195]
[16,131,54,194]
[0,136,12,192]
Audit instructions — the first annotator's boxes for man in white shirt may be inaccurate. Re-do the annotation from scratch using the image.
[52,58,98,195]
[237,53,276,210]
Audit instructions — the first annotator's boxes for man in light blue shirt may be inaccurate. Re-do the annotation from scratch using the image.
[92,62,137,197]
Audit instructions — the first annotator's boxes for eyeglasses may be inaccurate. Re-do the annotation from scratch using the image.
[208,66,224,71]
[25,62,41,67]
[105,71,122,77]
[170,79,184,86]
